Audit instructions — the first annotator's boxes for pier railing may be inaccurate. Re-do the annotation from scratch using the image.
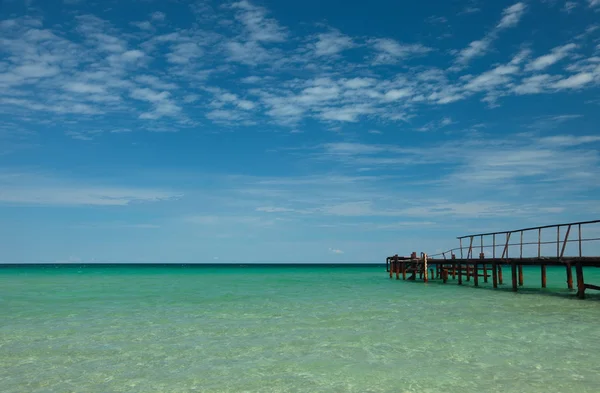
[428,219,600,261]
[386,219,600,299]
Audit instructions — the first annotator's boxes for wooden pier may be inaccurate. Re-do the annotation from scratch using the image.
[386,220,600,299]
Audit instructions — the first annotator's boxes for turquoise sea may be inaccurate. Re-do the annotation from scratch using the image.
[1,265,600,393]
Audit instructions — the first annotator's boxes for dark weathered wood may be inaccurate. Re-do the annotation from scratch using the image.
[566,262,573,290]
[402,262,406,280]
[498,265,503,285]
[511,263,518,292]
[576,262,585,299]
[541,265,547,288]
[395,256,400,280]
[578,224,582,257]
[538,228,541,258]
[458,263,462,285]
[518,265,524,286]
[483,264,488,283]
[466,265,471,282]
[492,262,498,288]
[473,264,479,286]
[560,225,571,259]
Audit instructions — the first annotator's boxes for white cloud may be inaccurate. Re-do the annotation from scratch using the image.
[130,88,182,119]
[563,1,578,12]
[167,42,203,64]
[319,105,374,122]
[370,38,431,64]
[313,30,354,56]
[553,72,594,89]
[132,21,153,30]
[13,63,60,78]
[0,173,181,206]
[256,206,295,212]
[64,82,106,94]
[151,12,166,21]
[225,41,272,65]
[455,3,527,66]
[383,88,413,101]
[230,0,287,43]
[513,74,555,94]
[526,43,577,71]
[329,248,344,254]
[186,215,277,227]
[464,64,519,92]
[65,129,104,140]
[343,78,376,89]
[135,75,178,90]
[130,88,170,103]
[497,3,527,29]
[538,135,600,146]
[589,0,600,7]
[455,38,492,65]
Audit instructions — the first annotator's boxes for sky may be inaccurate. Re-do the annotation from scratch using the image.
[1,0,600,263]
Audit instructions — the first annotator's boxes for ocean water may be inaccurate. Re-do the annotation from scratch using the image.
[1,265,600,393]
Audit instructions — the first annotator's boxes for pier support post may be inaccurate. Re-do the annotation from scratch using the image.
[511,262,518,292]
[492,262,498,288]
[541,265,547,288]
[566,263,573,290]
[466,265,471,282]
[395,256,400,280]
[480,253,487,283]
[402,262,406,280]
[451,253,456,279]
[473,263,479,287]
[498,265,503,285]
[423,253,428,283]
[389,258,393,279]
[518,265,524,287]
[576,262,585,299]
[458,263,463,285]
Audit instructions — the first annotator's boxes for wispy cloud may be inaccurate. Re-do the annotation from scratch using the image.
[0,172,182,206]
[455,3,527,66]
[526,43,577,71]
[230,0,287,43]
[497,2,527,29]
[313,29,354,56]
[370,38,431,64]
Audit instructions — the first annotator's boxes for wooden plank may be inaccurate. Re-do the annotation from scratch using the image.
[584,284,600,291]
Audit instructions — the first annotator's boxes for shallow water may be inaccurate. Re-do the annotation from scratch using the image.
[1,265,600,392]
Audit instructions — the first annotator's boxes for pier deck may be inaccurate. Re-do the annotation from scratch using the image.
[386,220,600,299]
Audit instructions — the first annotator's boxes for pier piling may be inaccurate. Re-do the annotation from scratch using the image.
[385,219,600,299]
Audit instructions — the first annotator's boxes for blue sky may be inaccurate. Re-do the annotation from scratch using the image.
[1,0,599,263]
